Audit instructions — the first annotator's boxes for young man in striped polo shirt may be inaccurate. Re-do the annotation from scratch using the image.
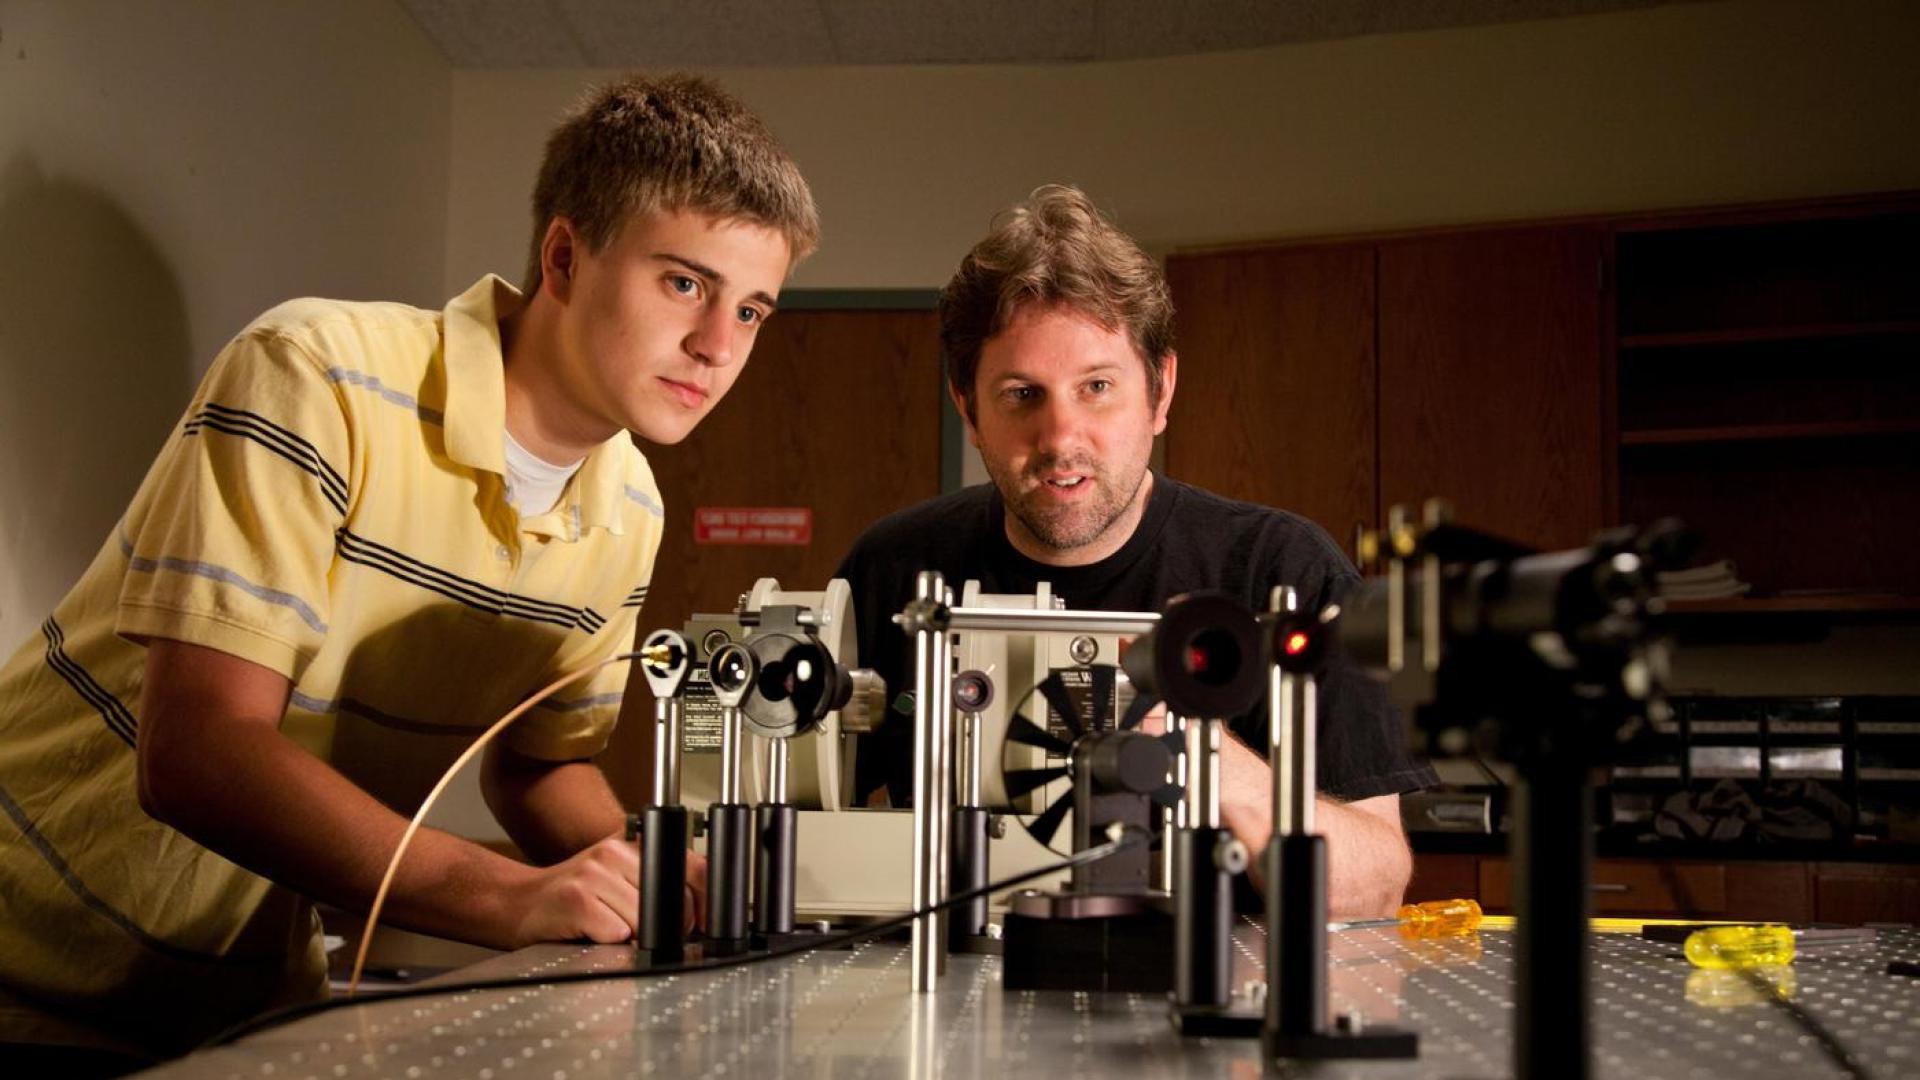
[0,75,816,1073]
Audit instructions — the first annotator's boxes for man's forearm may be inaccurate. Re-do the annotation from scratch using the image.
[1214,729,1413,919]
[482,750,628,864]
[139,637,644,950]
[143,717,540,949]
[1309,796,1413,918]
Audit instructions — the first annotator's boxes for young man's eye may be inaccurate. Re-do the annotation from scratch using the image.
[736,306,763,327]
[1087,379,1112,395]
[668,274,699,296]
[1006,386,1038,404]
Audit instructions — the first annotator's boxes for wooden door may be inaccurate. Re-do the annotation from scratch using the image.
[1164,244,1377,549]
[1377,227,1606,551]
[598,309,943,807]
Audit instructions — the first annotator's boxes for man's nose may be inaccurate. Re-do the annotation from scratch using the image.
[686,304,737,367]
[1032,396,1085,455]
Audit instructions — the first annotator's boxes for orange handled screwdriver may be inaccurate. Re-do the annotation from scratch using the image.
[1397,898,1484,939]
[1329,898,1484,937]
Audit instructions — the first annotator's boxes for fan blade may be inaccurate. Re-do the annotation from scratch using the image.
[1004,713,1073,757]
[1089,665,1114,731]
[1004,766,1070,800]
[1118,691,1159,731]
[1029,793,1073,849]
[1036,671,1085,739]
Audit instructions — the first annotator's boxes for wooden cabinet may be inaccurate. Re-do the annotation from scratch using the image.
[1166,225,1606,554]
[1167,193,1920,602]
[1411,852,1920,924]
[1404,852,1480,910]
[1612,198,1920,609]
[1812,861,1920,924]
[1377,227,1606,551]
[1163,244,1376,546]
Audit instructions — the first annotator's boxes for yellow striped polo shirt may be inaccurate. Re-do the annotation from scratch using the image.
[0,275,664,1056]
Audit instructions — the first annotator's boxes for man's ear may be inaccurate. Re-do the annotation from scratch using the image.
[947,380,982,448]
[1151,350,1178,437]
[539,218,580,303]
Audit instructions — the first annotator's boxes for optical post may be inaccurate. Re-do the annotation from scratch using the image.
[704,641,758,958]
[635,629,696,966]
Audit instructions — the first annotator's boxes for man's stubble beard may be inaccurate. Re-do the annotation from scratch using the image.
[992,455,1149,555]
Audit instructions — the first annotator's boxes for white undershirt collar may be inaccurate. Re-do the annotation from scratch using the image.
[503,429,583,518]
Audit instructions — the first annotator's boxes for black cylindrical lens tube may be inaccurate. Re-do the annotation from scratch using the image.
[1265,833,1328,1037]
[752,803,797,936]
[639,805,689,963]
[1173,825,1233,1007]
[949,807,991,945]
[705,803,753,954]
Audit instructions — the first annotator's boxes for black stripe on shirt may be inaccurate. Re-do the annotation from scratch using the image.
[200,403,348,501]
[621,586,649,609]
[41,618,137,747]
[183,404,348,516]
[334,530,595,630]
[334,529,606,634]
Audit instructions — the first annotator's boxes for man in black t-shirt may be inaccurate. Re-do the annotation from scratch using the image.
[836,185,1434,918]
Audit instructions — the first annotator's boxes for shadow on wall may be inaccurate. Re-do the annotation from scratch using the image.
[0,157,193,653]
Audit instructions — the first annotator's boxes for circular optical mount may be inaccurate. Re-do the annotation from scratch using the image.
[951,669,995,714]
[739,632,848,739]
[700,627,734,658]
[1120,592,1263,719]
[1267,607,1330,674]
[708,642,757,709]
[639,628,694,697]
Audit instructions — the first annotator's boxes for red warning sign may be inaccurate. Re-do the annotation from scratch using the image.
[694,507,813,546]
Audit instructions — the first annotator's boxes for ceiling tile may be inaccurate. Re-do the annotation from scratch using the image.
[399,0,1700,68]
[398,0,587,67]
[556,0,838,67]
[822,0,1098,64]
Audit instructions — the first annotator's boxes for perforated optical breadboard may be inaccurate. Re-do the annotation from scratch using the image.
[141,924,1920,1078]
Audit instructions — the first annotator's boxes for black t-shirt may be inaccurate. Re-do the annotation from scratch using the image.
[834,473,1437,805]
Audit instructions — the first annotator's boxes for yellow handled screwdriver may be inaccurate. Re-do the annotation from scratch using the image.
[1684,924,1795,969]
[1679,923,1885,969]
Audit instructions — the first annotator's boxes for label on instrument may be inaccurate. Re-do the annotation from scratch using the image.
[680,668,723,753]
[693,506,812,545]
[1043,666,1099,748]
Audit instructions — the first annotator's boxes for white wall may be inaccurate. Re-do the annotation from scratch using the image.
[0,0,451,653]
[444,0,1920,292]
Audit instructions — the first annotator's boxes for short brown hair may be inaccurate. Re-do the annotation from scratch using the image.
[525,74,819,293]
[940,185,1173,422]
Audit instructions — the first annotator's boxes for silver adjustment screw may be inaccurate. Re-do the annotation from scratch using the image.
[1069,635,1099,665]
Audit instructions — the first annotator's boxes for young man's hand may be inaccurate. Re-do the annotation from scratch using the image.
[505,836,640,945]
[507,839,710,947]
[480,746,713,940]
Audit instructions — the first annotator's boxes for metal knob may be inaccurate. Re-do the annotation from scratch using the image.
[837,668,889,734]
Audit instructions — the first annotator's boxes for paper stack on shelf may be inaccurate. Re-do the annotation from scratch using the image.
[1657,559,1752,600]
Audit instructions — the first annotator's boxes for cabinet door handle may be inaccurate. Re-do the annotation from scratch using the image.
[1592,883,1631,893]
